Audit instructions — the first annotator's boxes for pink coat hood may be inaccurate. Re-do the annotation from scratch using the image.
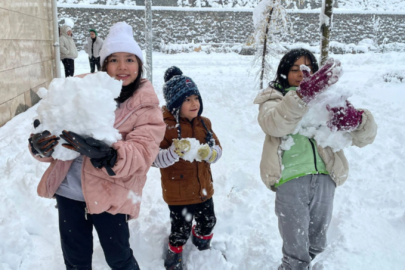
[32,79,165,219]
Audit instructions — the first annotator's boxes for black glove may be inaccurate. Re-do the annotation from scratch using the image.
[29,120,60,157]
[60,130,117,176]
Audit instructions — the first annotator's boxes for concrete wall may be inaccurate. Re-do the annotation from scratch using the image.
[0,0,56,127]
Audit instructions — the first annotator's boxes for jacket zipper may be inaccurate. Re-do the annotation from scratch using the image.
[191,119,203,200]
[308,139,319,173]
[81,157,91,216]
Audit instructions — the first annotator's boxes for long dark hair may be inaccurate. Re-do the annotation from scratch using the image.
[270,48,319,95]
[101,55,144,103]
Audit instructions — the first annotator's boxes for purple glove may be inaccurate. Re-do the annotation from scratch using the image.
[296,58,342,103]
[326,101,364,131]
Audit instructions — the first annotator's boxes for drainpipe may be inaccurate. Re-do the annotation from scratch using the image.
[52,0,61,78]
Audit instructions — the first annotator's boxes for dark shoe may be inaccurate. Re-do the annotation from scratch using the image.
[191,225,213,251]
[164,245,183,270]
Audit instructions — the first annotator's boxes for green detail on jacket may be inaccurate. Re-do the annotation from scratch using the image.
[285,86,298,92]
[275,86,329,187]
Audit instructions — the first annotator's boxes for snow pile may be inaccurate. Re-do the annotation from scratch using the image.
[34,72,122,160]
[0,190,33,270]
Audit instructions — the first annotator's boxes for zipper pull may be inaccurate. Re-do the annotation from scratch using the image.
[85,207,88,220]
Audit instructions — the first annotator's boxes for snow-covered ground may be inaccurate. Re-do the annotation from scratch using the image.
[1,51,404,270]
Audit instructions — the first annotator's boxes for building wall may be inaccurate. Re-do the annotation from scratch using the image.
[0,0,56,127]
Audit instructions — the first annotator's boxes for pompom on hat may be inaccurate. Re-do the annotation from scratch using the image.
[99,22,143,65]
[163,66,203,116]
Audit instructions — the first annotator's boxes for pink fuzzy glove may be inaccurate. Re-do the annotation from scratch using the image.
[326,101,364,131]
[296,58,343,103]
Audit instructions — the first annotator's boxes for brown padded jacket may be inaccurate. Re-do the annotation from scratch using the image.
[159,107,221,205]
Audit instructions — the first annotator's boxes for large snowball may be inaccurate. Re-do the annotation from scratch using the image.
[34,72,122,160]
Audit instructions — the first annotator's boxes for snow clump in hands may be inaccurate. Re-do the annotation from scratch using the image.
[34,72,122,161]
[179,138,211,163]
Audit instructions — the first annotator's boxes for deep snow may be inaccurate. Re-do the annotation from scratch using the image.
[1,51,404,270]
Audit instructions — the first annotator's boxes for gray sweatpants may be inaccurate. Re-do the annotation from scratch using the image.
[275,174,336,270]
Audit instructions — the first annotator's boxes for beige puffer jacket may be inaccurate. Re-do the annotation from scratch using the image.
[253,87,378,190]
[59,25,78,60]
[84,36,104,58]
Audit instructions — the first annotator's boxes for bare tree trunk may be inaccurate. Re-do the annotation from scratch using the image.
[145,0,153,82]
[320,0,333,66]
[260,6,274,89]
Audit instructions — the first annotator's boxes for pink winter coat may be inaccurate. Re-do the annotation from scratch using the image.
[30,79,165,219]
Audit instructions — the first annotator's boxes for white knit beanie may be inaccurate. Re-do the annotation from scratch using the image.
[99,22,143,65]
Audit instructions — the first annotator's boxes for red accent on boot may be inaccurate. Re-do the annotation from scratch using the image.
[192,225,213,240]
[168,243,184,254]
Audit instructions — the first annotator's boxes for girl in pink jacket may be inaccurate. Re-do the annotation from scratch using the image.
[28,22,165,270]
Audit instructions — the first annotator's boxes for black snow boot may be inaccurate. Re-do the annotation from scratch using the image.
[164,245,183,270]
[191,226,213,251]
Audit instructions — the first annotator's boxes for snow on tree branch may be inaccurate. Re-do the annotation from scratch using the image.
[252,0,290,89]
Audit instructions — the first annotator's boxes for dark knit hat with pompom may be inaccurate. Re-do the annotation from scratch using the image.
[163,66,203,116]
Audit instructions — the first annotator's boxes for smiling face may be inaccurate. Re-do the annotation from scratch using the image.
[287,56,313,87]
[106,53,139,86]
[180,94,200,121]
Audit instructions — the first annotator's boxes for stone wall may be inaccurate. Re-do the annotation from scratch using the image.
[57,0,327,8]
[0,0,56,127]
[58,6,405,52]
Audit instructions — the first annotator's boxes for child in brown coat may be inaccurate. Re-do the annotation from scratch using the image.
[153,67,222,270]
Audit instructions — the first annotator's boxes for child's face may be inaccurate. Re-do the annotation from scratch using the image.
[106,53,139,86]
[288,56,313,87]
[180,95,200,121]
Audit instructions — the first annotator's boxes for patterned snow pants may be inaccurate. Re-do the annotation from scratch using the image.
[168,198,217,247]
